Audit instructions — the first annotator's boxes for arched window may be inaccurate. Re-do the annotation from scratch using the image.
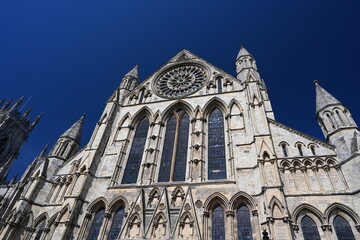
[237,204,253,240]
[300,216,321,240]
[158,109,189,182]
[326,113,335,130]
[212,205,225,240]
[208,108,227,180]
[297,144,303,156]
[310,145,316,156]
[281,143,288,157]
[33,221,46,240]
[108,208,125,240]
[87,208,105,240]
[217,78,223,93]
[336,110,345,126]
[333,215,355,240]
[122,117,149,184]
[138,89,145,104]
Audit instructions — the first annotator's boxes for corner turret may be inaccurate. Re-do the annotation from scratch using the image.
[315,81,359,159]
[49,114,85,160]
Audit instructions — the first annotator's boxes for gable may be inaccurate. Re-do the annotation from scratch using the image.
[123,49,243,105]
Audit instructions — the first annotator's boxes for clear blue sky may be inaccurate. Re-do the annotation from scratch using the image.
[1,0,360,179]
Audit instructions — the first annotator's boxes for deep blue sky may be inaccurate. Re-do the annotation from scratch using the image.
[1,1,360,179]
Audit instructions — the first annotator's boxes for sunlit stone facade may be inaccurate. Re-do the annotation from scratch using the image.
[1,47,360,240]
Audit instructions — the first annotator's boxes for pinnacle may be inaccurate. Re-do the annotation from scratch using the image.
[236,44,252,60]
[315,82,341,113]
[125,64,139,79]
[60,114,85,143]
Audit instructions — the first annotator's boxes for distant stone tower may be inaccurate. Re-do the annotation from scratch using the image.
[0,97,41,181]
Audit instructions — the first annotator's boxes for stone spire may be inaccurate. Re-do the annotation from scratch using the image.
[60,114,85,144]
[10,96,25,111]
[236,44,252,60]
[125,64,139,79]
[315,81,341,113]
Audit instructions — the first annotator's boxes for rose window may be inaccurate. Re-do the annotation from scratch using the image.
[154,65,207,98]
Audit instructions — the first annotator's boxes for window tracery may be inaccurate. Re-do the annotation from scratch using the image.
[154,64,208,99]
[122,117,149,184]
[158,109,189,182]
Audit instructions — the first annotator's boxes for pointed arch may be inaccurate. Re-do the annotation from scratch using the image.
[280,160,291,168]
[229,99,243,114]
[118,113,131,127]
[57,204,70,222]
[207,105,227,180]
[87,197,108,212]
[193,105,202,120]
[122,113,150,184]
[268,196,284,218]
[158,105,191,182]
[108,195,128,212]
[153,110,162,123]
[259,140,274,159]
[131,106,154,124]
[171,186,185,207]
[229,191,257,210]
[292,204,324,225]
[161,100,194,122]
[324,203,360,225]
[203,97,228,117]
[204,192,229,212]
[33,212,49,227]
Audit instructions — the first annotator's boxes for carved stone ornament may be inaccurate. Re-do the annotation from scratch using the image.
[154,64,208,99]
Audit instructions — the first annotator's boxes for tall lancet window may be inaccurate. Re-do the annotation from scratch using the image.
[237,204,253,240]
[158,109,189,182]
[212,205,225,240]
[333,216,355,240]
[109,208,125,240]
[88,208,105,240]
[208,108,227,180]
[301,216,321,240]
[33,221,46,240]
[122,117,149,184]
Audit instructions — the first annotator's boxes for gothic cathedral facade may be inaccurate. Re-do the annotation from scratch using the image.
[1,46,360,240]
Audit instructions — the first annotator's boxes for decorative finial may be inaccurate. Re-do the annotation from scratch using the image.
[21,106,33,119]
[314,79,318,85]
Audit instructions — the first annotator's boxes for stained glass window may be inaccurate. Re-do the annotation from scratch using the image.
[217,79,222,93]
[87,208,105,240]
[122,117,149,184]
[158,110,189,182]
[301,216,321,240]
[33,221,46,240]
[208,108,227,180]
[212,205,225,240]
[173,112,189,181]
[333,215,355,240]
[108,208,125,240]
[237,204,253,240]
[0,137,8,164]
[158,114,176,182]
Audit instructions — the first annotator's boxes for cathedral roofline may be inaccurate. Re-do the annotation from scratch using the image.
[268,118,335,149]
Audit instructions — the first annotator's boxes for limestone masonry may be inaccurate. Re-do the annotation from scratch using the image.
[0,46,359,240]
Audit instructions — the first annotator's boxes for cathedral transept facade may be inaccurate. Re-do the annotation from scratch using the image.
[1,46,359,240]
